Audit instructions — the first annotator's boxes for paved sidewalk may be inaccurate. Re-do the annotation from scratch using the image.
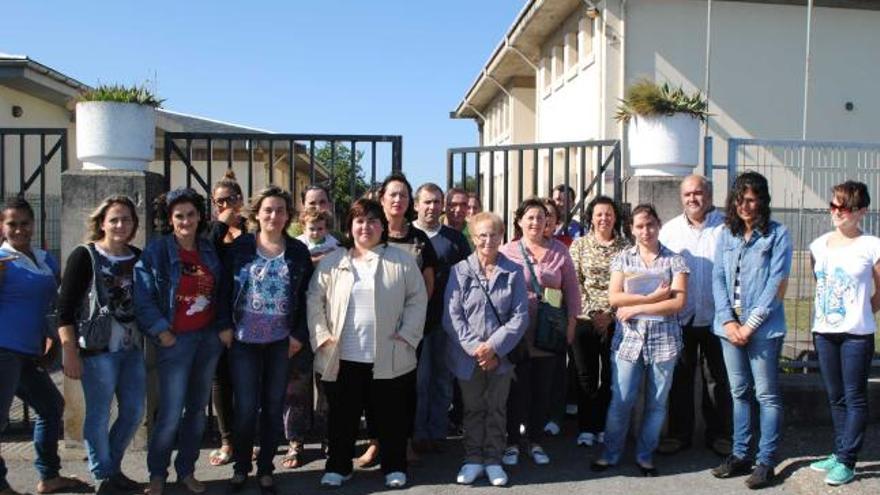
[2,423,878,495]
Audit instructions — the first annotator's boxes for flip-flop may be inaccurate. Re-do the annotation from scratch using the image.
[36,476,91,494]
[209,448,233,466]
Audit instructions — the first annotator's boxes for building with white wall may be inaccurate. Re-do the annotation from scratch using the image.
[452,0,880,208]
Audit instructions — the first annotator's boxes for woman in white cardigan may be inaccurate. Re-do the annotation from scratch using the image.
[307,198,427,490]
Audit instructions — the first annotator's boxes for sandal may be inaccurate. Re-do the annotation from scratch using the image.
[209,445,233,466]
[356,440,379,468]
[36,476,92,494]
[281,442,304,469]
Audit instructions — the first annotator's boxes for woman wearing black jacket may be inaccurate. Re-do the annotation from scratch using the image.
[57,196,144,494]
[216,186,313,494]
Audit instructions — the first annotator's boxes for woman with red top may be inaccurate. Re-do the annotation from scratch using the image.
[134,188,224,495]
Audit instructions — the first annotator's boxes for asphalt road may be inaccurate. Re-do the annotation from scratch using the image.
[3,422,878,495]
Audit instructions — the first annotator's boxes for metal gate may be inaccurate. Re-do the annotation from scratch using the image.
[0,128,67,259]
[447,140,621,239]
[727,138,880,367]
[163,132,402,207]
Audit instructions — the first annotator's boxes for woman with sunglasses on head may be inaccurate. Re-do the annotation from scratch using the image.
[806,181,879,486]
[134,188,224,495]
[207,170,246,468]
[710,172,792,490]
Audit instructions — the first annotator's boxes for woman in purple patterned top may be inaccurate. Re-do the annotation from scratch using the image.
[498,198,581,467]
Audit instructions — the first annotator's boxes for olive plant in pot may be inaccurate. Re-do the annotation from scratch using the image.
[75,84,164,171]
[616,79,708,176]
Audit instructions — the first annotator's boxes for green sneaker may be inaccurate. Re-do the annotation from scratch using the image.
[809,454,838,472]
[824,463,855,486]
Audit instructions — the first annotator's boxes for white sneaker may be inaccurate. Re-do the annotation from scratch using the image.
[597,432,605,444]
[320,472,351,487]
[577,432,595,447]
[384,472,406,488]
[543,421,560,436]
[530,445,550,465]
[456,464,484,484]
[502,445,520,466]
[485,465,508,487]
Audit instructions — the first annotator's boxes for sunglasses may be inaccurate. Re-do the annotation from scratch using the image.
[214,194,241,207]
[829,202,856,213]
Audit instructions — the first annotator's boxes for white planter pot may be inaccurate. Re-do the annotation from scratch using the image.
[627,114,700,176]
[76,101,156,171]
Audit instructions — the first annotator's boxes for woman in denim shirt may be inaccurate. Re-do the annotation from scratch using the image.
[444,212,529,487]
[134,188,224,495]
[710,172,792,490]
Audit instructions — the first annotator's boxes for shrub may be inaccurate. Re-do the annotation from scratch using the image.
[615,79,707,123]
[76,84,164,108]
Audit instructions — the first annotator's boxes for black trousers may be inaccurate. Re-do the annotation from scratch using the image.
[569,318,612,433]
[506,355,555,445]
[324,361,416,475]
[665,323,733,444]
[211,347,234,443]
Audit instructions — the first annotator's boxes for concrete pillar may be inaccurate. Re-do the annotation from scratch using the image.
[624,176,684,226]
[60,170,165,449]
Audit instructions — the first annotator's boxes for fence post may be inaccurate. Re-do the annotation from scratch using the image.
[703,135,713,178]
[727,138,739,191]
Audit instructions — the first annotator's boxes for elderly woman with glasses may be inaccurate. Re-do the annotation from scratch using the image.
[444,212,528,487]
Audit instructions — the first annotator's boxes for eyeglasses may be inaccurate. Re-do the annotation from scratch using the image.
[214,194,241,207]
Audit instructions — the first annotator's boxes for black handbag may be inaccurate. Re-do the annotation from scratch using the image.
[467,264,529,364]
[77,244,115,351]
[519,242,567,354]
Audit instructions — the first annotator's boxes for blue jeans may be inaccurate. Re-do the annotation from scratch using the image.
[721,336,783,467]
[814,332,875,467]
[81,348,146,481]
[230,338,290,476]
[414,328,453,441]
[0,349,65,490]
[147,329,222,480]
[601,353,676,465]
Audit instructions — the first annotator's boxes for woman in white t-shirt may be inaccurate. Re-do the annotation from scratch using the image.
[808,180,880,487]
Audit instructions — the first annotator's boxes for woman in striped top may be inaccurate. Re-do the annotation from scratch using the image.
[710,172,792,490]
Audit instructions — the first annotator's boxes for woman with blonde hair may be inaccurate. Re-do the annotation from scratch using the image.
[58,196,144,494]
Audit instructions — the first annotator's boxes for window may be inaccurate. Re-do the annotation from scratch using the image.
[542,56,552,94]
[579,16,593,65]
[565,31,578,73]
[552,45,564,86]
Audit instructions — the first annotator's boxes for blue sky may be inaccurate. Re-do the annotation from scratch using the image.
[5,0,523,189]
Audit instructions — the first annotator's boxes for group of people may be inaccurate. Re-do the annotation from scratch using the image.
[0,169,874,495]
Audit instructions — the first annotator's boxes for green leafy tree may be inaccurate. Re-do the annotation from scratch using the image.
[315,143,368,219]
[454,174,477,192]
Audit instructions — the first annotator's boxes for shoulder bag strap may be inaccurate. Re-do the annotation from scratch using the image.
[518,241,543,298]
[82,243,104,320]
[466,263,504,324]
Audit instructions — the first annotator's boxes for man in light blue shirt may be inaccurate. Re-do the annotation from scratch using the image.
[657,175,732,457]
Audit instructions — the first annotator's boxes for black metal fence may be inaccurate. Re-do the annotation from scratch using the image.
[447,140,621,237]
[0,128,67,257]
[163,132,402,204]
